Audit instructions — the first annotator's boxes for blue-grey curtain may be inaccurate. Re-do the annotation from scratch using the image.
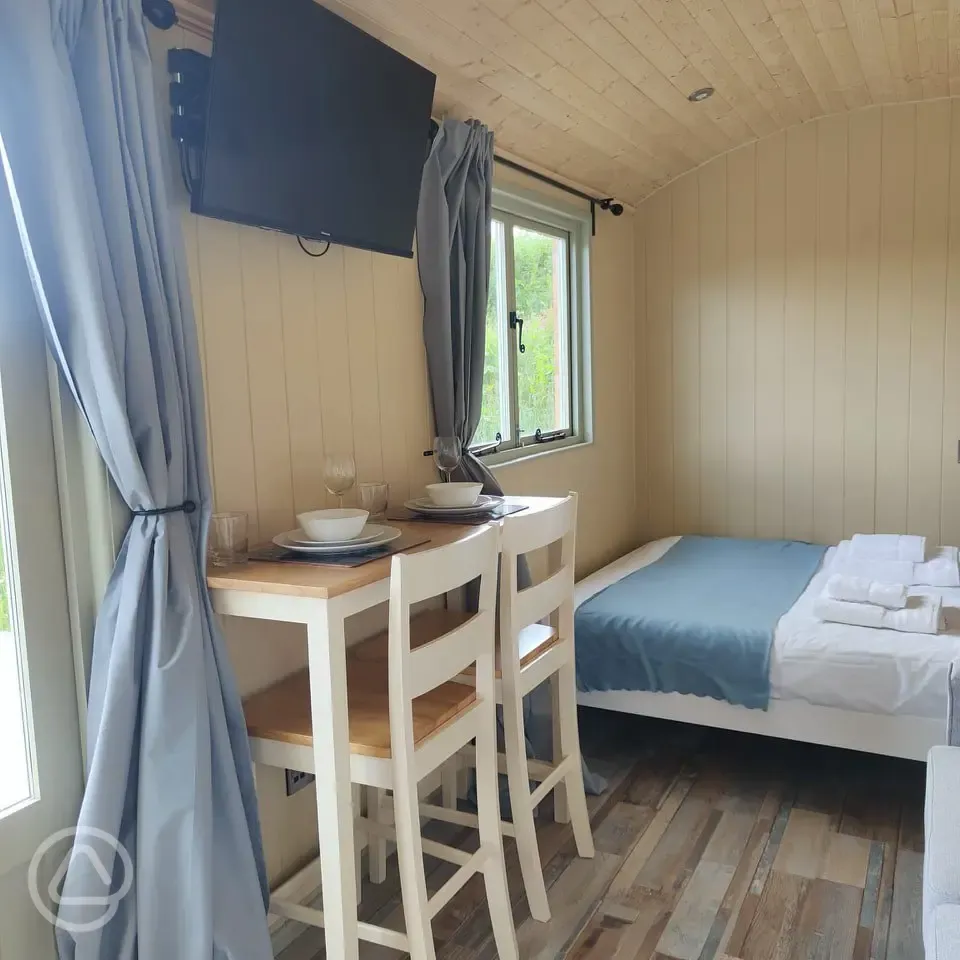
[417,118,501,493]
[0,3,271,958]
[416,118,605,797]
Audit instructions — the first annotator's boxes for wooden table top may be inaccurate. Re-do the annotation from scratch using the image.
[206,496,562,601]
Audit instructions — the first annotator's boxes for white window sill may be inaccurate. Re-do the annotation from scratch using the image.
[475,435,591,470]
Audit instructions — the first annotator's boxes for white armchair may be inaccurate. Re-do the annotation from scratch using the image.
[924,661,960,960]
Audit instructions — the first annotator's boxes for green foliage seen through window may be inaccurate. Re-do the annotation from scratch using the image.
[476,224,567,446]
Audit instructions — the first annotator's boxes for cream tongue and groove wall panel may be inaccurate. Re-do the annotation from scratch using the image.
[176,0,955,204]
[636,100,960,548]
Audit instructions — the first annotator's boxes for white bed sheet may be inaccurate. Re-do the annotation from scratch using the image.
[575,537,960,720]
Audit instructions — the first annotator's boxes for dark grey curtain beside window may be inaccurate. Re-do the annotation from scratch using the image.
[417,118,502,491]
[0,3,271,957]
[416,118,606,796]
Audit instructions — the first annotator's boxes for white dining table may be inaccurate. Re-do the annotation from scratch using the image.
[207,496,562,959]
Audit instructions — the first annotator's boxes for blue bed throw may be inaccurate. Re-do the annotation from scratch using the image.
[575,536,827,710]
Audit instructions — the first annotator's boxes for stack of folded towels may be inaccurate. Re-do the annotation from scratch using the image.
[813,534,954,635]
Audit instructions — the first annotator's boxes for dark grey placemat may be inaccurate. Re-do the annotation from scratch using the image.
[248,532,430,568]
[387,502,529,525]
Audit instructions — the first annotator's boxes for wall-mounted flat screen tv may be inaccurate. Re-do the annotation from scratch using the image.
[194,0,437,258]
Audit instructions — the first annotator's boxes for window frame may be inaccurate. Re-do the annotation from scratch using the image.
[0,178,85,874]
[473,185,591,467]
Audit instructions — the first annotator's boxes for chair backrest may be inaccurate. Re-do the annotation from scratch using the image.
[498,493,578,667]
[386,524,499,754]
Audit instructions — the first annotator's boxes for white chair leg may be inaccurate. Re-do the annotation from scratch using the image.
[441,758,458,809]
[502,693,552,922]
[475,699,520,960]
[550,672,569,824]
[352,784,364,902]
[367,787,388,883]
[393,771,436,960]
[556,656,595,860]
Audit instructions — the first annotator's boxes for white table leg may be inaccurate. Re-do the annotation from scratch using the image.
[307,607,359,960]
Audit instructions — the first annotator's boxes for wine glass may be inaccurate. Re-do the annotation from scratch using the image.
[323,452,356,507]
[432,437,462,483]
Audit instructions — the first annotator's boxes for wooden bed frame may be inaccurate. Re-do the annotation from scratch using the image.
[576,687,943,762]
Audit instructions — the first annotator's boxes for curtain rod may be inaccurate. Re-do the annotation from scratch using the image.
[493,155,623,236]
[494,155,597,205]
[428,121,622,234]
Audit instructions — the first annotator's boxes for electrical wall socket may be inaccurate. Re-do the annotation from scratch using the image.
[285,769,315,796]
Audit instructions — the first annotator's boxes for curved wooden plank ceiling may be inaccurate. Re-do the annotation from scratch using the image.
[176,0,954,204]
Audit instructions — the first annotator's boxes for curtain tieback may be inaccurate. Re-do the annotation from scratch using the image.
[132,500,197,517]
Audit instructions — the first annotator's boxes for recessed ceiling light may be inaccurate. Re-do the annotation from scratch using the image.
[688,87,715,102]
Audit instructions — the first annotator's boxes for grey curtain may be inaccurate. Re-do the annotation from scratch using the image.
[0,3,271,958]
[417,118,502,492]
[417,118,605,796]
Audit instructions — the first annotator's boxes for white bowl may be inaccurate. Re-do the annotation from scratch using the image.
[296,508,369,542]
[425,482,483,508]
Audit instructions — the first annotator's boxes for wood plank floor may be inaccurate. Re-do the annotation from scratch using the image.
[279,709,927,960]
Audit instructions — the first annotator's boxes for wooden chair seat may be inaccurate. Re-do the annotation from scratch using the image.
[243,665,476,759]
[349,608,560,677]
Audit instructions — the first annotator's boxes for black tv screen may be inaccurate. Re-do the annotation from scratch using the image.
[195,0,437,258]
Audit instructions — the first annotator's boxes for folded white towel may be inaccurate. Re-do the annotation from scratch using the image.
[851,533,927,562]
[825,574,907,609]
[917,547,960,587]
[814,593,943,634]
[814,594,886,628]
[832,542,960,587]
[832,542,912,581]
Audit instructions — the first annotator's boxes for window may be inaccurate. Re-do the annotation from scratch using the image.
[0,164,82,874]
[0,487,29,817]
[474,189,589,462]
[0,524,31,816]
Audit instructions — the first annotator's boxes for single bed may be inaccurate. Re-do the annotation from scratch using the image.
[575,536,960,761]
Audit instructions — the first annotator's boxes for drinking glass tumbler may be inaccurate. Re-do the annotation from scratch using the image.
[209,512,249,566]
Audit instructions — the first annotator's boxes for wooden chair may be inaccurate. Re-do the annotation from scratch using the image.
[483,492,595,922]
[352,495,595,923]
[243,525,519,960]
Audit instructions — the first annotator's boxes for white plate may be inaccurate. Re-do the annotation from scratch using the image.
[273,525,401,555]
[282,524,387,548]
[404,495,503,516]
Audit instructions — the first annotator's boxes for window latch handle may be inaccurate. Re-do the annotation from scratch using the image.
[509,311,526,354]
